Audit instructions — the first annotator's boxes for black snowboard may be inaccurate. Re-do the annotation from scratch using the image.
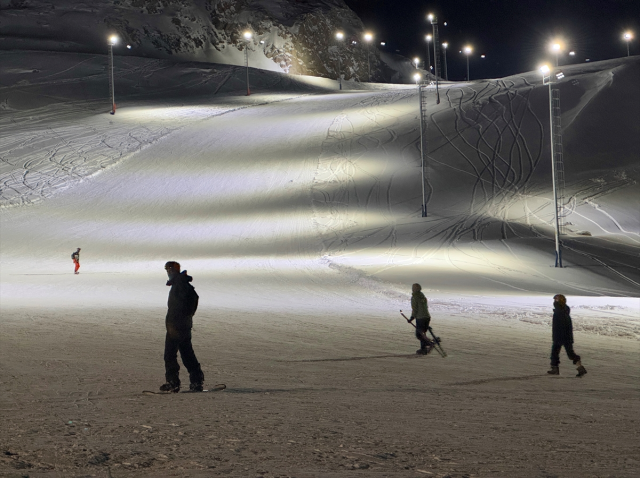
[143,383,226,395]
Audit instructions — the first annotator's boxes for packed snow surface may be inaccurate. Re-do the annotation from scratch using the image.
[1,51,639,476]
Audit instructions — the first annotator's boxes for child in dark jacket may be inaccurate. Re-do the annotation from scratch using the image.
[548,294,587,377]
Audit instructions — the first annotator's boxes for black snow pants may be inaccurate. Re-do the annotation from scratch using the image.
[164,327,203,386]
[415,318,432,349]
[550,341,581,367]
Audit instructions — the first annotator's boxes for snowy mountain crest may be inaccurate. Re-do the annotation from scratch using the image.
[0,0,390,80]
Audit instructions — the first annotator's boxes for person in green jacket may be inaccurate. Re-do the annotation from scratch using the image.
[408,283,433,354]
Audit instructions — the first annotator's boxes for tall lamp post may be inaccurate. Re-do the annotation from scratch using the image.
[464,45,472,80]
[336,32,344,90]
[540,64,564,268]
[427,13,440,104]
[364,32,373,81]
[415,72,427,217]
[442,42,449,80]
[243,31,253,96]
[623,31,633,57]
[425,34,432,74]
[108,35,118,115]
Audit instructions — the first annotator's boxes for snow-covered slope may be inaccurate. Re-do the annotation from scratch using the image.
[1,51,638,309]
[0,0,399,81]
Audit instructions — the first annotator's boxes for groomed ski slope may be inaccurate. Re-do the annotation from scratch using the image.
[1,52,639,477]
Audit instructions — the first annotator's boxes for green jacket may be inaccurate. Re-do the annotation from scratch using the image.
[411,291,431,319]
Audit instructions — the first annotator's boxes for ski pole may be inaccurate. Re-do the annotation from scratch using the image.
[400,310,431,344]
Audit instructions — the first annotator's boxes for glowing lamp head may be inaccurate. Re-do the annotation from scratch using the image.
[108,35,118,45]
[442,42,448,49]
[464,46,472,55]
[624,31,633,41]
[414,57,420,65]
[364,33,373,42]
[539,64,550,75]
[551,42,562,52]
[426,34,432,42]
[427,13,434,22]
[243,31,253,40]
[413,73,421,82]
[336,32,344,41]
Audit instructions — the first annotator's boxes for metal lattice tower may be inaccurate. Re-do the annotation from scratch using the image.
[432,25,441,80]
[551,88,566,235]
[418,83,429,217]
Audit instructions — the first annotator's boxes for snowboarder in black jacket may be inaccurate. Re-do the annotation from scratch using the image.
[548,294,587,377]
[160,261,205,392]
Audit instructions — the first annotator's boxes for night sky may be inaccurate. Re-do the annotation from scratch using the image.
[344,0,640,80]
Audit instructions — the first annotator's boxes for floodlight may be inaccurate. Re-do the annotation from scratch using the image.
[126,44,132,50]
[108,35,118,45]
[414,57,420,65]
[336,32,344,40]
[426,34,432,42]
[442,42,448,49]
[539,65,550,74]
[481,54,485,58]
[380,42,386,46]
[551,43,562,52]
[464,46,472,54]
[364,33,373,42]
[569,51,575,56]
[556,72,565,80]
[623,31,633,41]
[243,31,253,40]
[413,73,421,82]
[427,14,434,22]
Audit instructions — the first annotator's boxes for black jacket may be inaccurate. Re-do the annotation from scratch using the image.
[166,271,199,331]
[552,305,574,344]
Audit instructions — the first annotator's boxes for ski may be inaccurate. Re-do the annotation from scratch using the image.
[427,326,447,357]
[400,310,446,358]
[142,383,226,395]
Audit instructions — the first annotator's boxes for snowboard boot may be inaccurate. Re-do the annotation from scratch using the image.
[547,366,559,375]
[159,381,180,393]
[189,382,204,392]
[416,348,427,355]
[189,370,204,392]
[575,362,587,378]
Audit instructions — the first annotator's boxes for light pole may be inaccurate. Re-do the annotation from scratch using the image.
[551,42,562,66]
[416,74,427,217]
[442,42,448,80]
[364,32,373,81]
[425,34,432,74]
[540,64,563,267]
[336,32,344,90]
[464,45,472,80]
[624,31,633,57]
[243,31,253,96]
[108,35,117,115]
[428,14,440,103]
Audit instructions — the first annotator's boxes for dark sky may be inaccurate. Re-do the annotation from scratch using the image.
[344,0,640,79]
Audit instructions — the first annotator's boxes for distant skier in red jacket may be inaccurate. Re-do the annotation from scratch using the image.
[71,248,81,274]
